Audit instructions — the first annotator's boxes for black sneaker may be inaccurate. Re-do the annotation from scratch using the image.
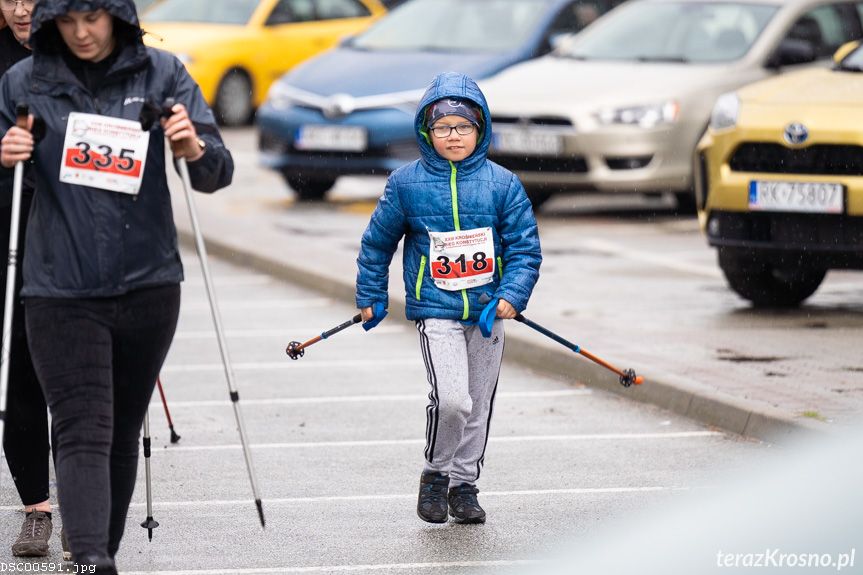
[11,511,53,557]
[448,483,486,524]
[417,471,449,523]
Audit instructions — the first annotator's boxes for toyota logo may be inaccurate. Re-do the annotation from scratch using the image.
[323,94,356,119]
[783,122,808,145]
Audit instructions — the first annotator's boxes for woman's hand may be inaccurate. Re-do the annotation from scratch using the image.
[360,307,374,322]
[496,298,517,319]
[1,117,34,169]
[160,103,205,162]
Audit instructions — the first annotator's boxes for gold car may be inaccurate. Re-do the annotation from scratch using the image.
[141,0,386,126]
[695,41,863,307]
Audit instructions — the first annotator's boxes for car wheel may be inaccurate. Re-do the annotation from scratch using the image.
[718,249,826,308]
[283,172,338,201]
[214,69,253,127]
[525,187,553,210]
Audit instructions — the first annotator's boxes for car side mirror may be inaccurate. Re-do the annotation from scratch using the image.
[766,38,817,69]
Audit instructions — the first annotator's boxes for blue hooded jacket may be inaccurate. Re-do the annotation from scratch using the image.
[356,72,541,322]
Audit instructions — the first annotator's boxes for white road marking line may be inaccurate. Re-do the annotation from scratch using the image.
[124,559,541,575]
[124,486,683,510]
[151,389,592,408]
[154,431,721,453]
[172,326,406,340]
[180,298,332,312]
[583,237,722,278]
[0,486,684,512]
[161,359,420,372]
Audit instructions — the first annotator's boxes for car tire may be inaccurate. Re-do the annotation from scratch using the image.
[525,187,553,210]
[283,172,337,201]
[214,69,253,127]
[718,249,826,308]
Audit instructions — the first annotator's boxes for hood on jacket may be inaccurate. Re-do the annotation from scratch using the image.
[30,0,142,56]
[415,72,492,176]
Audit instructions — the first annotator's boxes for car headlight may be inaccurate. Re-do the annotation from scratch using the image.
[265,82,298,110]
[709,93,739,131]
[596,101,679,129]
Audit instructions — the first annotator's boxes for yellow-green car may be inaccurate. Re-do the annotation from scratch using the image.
[141,0,386,126]
[695,41,863,308]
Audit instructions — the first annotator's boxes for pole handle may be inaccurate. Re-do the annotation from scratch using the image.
[15,104,28,130]
[321,314,362,339]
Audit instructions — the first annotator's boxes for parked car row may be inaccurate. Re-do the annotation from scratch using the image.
[256,0,626,199]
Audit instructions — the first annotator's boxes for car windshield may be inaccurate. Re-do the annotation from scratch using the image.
[560,1,778,63]
[352,0,549,52]
[143,0,259,24]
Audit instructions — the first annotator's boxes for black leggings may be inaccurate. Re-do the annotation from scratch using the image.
[1,194,51,507]
[25,285,181,561]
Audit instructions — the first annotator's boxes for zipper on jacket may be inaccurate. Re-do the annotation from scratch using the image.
[448,161,469,320]
[415,255,426,300]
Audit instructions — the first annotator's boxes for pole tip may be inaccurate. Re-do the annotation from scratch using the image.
[634,375,644,385]
[256,499,266,528]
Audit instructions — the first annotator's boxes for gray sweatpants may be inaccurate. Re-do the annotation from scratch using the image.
[415,318,505,487]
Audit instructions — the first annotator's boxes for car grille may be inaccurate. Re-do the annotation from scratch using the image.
[491,116,574,127]
[490,155,588,173]
[711,211,863,249]
[729,143,863,176]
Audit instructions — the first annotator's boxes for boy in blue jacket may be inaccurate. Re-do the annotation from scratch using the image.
[356,72,542,524]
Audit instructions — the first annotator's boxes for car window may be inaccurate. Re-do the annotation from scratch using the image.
[266,0,316,25]
[315,0,371,20]
[562,1,778,63]
[786,6,852,58]
[144,0,259,24]
[353,0,549,52]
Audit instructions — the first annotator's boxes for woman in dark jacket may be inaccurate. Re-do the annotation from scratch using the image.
[0,0,233,572]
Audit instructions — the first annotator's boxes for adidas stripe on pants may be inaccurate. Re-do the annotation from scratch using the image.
[416,318,504,487]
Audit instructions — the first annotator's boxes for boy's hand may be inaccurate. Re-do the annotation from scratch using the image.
[497,299,516,319]
[361,302,388,331]
[1,117,34,168]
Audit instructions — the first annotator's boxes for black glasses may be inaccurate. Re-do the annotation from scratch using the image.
[429,123,476,139]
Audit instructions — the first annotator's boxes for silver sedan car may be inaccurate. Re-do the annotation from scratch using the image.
[479,0,863,209]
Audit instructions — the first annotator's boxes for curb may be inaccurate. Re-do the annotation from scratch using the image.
[176,229,818,445]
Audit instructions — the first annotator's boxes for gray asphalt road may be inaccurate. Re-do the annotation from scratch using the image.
[1,246,763,574]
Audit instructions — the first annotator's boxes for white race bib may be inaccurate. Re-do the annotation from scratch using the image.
[59,112,150,195]
[428,227,495,291]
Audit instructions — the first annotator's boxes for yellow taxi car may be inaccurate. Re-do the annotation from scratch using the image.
[695,41,863,308]
[141,0,386,125]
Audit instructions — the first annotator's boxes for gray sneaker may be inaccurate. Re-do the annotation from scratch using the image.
[11,511,53,557]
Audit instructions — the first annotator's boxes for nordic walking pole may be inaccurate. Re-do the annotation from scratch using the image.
[156,377,180,443]
[159,100,265,527]
[514,314,644,387]
[285,302,386,360]
[0,104,31,488]
[140,410,159,541]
